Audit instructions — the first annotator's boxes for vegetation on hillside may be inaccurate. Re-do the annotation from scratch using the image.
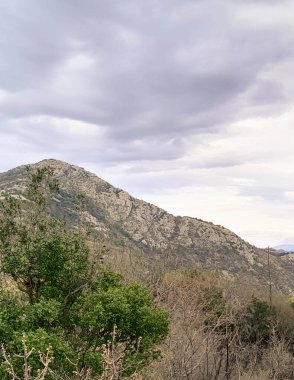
[108,249,294,379]
[0,167,168,379]
[1,165,294,379]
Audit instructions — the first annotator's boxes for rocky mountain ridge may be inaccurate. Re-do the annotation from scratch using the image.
[1,159,294,294]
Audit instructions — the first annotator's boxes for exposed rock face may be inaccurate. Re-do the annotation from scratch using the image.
[1,159,294,294]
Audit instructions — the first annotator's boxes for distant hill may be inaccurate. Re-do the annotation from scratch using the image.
[274,244,294,253]
[1,159,294,294]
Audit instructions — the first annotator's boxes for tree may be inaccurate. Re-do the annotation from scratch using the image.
[0,166,168,379]
[0,167,90,305]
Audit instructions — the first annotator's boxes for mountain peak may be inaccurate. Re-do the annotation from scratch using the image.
[26,158,107,183]
[38,158,70,165]
[34,158,85,171]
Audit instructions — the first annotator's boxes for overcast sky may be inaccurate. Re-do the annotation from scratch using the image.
[0,0,294,247]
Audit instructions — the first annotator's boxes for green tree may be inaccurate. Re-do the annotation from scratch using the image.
[0,166,168,379]
[0,167,90,305]
[239,297,274,345]
[74,273,168,376]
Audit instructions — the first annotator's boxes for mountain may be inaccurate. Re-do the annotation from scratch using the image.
[1,159,294,294]
[274,244,294,253]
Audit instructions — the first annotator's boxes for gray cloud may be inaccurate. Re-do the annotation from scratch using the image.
[248,79,286,105]
[1,0,294,167]
[237,186,284,202]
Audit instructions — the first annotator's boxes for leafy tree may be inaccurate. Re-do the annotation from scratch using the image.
[74,273,168,376]
[239,297,275,345]
[0,167,90,305]
[0,166,168,379]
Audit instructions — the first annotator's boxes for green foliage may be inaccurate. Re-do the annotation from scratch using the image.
[0,291,26,343]
[239,297,275,344]
[0,204,90,304]
[205,289,226,317]
[76,276,168,346]
[0,166,169,378]
[26,166,59,206]
[0,330,75,379]
[202,289,226,329]
[70,274,168,375]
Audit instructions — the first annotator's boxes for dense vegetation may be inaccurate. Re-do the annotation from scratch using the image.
[0,167,168,379]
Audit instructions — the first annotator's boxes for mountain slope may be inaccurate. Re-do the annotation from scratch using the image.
[1,159,294,294]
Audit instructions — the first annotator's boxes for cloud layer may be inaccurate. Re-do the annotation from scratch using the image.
[0,0,294,246]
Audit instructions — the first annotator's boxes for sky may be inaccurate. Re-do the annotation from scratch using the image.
[0,0,294,248]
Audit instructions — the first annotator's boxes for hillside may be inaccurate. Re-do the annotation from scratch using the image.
[0,158,293,294]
